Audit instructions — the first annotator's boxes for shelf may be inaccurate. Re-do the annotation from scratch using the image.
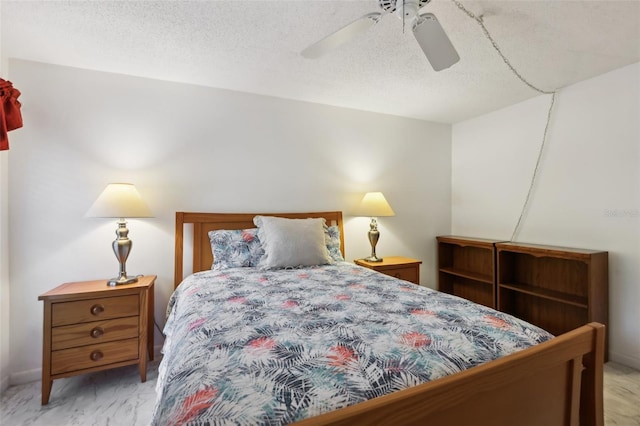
[496,242,608,359]
[437,236,502,309]
[496,242,602,261]
[439,267,493,285]
[499,282,588,309]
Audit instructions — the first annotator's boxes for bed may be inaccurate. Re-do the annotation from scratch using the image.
[153,211,605,426]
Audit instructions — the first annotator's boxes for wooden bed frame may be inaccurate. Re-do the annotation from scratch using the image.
[174,211,605,426]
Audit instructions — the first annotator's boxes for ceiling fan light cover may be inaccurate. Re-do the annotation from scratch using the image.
[413,13,460,71]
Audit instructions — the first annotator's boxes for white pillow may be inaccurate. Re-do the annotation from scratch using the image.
[253,216,333,269]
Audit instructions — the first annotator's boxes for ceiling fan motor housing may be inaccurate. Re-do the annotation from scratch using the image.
[378,0,431,15]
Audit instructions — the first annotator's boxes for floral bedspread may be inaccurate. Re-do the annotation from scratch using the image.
[153,263,553,425]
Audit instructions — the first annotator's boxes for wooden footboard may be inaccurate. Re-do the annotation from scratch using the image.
[298,322,605,426]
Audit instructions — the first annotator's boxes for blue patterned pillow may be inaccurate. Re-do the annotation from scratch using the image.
[208,228,265,270]
[325,225,345,262]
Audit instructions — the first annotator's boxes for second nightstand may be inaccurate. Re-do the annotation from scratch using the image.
[354,256,422,285]
[38,275,155,404]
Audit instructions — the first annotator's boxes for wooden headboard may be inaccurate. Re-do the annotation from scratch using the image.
[174,211,344,288]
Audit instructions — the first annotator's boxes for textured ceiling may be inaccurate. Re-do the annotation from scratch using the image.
[2,0,639,123]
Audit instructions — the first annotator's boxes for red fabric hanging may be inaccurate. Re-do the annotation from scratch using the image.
[0,78,23,151]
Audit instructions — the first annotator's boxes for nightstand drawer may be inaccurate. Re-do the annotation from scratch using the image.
[51,338,139,375]
[52,295,139,326]
[384,267,418,284]
[51,316,139,350]
[355,257,422,285]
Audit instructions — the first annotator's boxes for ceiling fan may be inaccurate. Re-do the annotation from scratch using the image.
[301,0,460,72]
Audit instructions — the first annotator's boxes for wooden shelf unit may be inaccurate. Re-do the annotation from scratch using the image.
[496,242,608,356]
[437,236,504,309]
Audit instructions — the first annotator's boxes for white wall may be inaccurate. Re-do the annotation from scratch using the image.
[5,59,451,382]
[452,62,640,368]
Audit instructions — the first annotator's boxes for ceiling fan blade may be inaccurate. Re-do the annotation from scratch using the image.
[413,13,460,71]
[301,12,382,59]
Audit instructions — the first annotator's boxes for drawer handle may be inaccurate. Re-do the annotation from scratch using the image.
[90,327,104,338]
[90,350,104,361]
[90,304,105,316]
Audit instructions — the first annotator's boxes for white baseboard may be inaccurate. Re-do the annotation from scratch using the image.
[154,344,163,360]
[10,367,40,386]
[609,351,640,370]
[0,374,9,395]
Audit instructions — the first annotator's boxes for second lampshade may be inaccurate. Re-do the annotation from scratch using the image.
[356,192,395,262]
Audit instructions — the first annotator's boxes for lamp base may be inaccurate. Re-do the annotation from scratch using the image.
[363,255,383,263]
[107,275,139,286]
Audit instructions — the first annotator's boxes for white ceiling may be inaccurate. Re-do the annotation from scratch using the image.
[2,0,639,123]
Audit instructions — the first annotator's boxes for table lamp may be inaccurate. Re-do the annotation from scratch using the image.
[357,192,395,262]
[86,183,153,286]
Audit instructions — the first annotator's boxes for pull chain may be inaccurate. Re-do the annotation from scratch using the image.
[450,0,558,241]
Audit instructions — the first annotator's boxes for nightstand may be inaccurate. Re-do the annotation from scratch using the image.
[38,275,155,405]
[354,256,422,285]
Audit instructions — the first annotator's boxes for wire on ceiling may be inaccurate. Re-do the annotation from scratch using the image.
[450,0,558,242]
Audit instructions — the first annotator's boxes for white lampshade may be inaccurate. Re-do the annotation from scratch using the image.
[86,183,153,218]
[356,192,395,217]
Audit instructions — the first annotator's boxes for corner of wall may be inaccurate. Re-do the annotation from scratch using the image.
[0,152,9,393]
[0,168,10,395]
[0,5,14,391]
